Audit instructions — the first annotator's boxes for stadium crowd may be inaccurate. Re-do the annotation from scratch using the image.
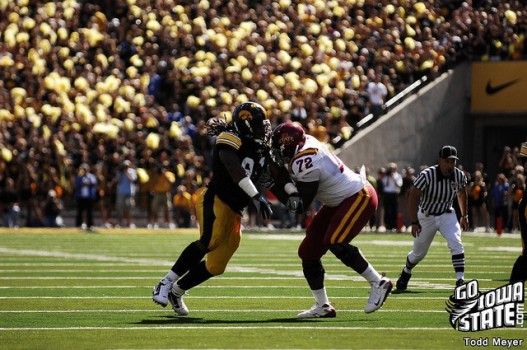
[0,0,526,229]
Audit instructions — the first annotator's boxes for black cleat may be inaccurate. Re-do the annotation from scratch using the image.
[396,270,412,291]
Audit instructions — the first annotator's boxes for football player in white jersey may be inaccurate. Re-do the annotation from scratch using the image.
[270,122,392,318]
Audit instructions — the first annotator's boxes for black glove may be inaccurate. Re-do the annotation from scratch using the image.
[251,194,273,220]
[286,193,304,213]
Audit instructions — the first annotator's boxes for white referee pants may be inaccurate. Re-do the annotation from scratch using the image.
[408,211,464,264]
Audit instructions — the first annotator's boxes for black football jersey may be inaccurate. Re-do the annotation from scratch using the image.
[207,131,268,213]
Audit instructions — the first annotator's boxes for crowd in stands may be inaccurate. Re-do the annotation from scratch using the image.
[0,0,526,229]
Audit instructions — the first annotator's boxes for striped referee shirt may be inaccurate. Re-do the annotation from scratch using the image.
[413,165,467,215]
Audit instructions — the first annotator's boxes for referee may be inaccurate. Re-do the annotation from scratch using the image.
[396,145,469,291]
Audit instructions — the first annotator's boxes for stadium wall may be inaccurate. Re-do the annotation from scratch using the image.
[336,62,472,172]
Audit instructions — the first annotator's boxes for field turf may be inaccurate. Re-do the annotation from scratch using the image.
[0,228,525,349]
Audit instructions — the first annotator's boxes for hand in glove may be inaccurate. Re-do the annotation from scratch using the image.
[252,194,273,220]
[286,193,304,213]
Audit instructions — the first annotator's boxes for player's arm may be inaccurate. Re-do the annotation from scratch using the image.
[295,178,319,211]
[407,186,422,237]
[219,148,273,219]
[457,186,469,231]
[266,160,293,203]
[218,148,246,184]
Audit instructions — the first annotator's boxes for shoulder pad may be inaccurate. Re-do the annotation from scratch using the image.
[290,148,318,163]
[216,131,242,150]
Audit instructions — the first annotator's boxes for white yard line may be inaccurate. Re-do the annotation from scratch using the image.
[0,309,445,313]
[0,326,458,331]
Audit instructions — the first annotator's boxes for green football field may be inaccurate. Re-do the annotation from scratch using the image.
[0,228,525,350]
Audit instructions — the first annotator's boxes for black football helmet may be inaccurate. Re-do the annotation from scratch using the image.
[271,122,306,164]
[232,102,271,146]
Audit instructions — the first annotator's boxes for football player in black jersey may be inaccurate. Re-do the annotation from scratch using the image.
[510,141,527,284]
[152,102,273,316]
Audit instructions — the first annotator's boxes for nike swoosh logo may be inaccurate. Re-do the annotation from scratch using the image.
[485,79,520,95]
[374,297,382,306]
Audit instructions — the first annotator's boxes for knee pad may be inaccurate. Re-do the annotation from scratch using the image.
[302,260,325,278]
[329,243,359,264]
[205,261,226,276]
[329,243,368,273]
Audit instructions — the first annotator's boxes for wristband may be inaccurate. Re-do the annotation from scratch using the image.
[284,183,298,195]
[238,177,259,198]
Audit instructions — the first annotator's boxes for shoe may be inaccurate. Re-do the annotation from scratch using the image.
[456,279,465,287]
[297,303,336,318]
[396,270,412,291]
[365,277,393,313]
[168,285,189,316]
[152,278,173,307]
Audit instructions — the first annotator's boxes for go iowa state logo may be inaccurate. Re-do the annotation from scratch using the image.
[446,280,524,332]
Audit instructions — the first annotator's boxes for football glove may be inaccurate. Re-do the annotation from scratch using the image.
[251,194,273,220]
[286,193,304,213]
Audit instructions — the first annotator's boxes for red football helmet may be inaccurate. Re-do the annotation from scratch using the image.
[271,122,306,163]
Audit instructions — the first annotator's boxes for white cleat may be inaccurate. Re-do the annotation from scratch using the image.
[152,278,173,307]
[297,303,336,319]
[364,277,393,313]
[168,285,189,316]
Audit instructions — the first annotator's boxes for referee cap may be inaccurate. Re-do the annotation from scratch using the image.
[439,145,459,160]
[520,141,527,157]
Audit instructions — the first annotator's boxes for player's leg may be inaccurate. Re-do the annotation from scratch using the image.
[296,206,336,318]
[439,213,465,286]
[153,189,209,308]
[169,195,241,316]
[397,215,437,290]
[327,185,391,312]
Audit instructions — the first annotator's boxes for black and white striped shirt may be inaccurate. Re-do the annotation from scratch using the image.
[413,165,467,215]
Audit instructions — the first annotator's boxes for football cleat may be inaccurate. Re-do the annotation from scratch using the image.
[456,278,465,287]
[168,285,189,316]
[365,277,393,313]
[297,303,336,319]
[396,269,412,291]
[152,278,173,307]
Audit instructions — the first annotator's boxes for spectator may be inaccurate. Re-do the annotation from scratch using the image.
[375,167,386,231]
[491,173,509,233]
[0,178,20,228]
[74,163,98,231]
[42,189,64,228]
[115,160,138,228]
[172,185,195,228]
[400,167,417,230]
[468,170,491,232]
[509,174,525,233]
[498,146,516,178]
[148,164,176,229]
[366,75,387,120]
[382,163,403,232]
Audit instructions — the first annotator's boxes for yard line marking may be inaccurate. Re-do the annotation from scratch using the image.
[0,296,452,300]
[0,247,171,265]
[0,326,458,331]
[0,309,445,313]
